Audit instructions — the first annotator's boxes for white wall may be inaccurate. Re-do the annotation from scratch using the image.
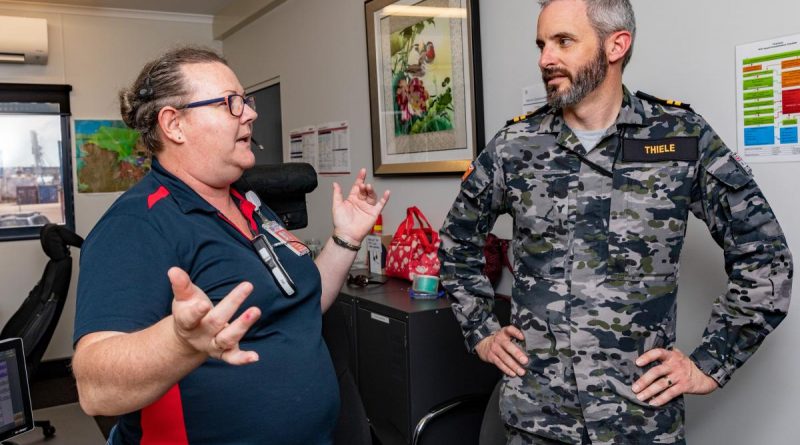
[222,0,459,243]
[0,2,219,359]
[224,0,800,443]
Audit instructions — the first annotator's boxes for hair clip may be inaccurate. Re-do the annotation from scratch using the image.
[137,77,154,99]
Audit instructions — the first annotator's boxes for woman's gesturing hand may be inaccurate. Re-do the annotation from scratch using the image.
[331,168,390,245]
[169,267,261,365]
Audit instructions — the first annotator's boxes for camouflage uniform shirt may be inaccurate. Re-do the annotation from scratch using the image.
[438,87,793,444]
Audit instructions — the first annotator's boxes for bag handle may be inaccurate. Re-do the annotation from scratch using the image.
[392,207,437,251]
[407,207,438,250]
[392,208,416,238]
[407,206,434,231]
[397,207,430,235]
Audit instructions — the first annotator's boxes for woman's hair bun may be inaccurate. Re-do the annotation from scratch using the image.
[119,46,228,154]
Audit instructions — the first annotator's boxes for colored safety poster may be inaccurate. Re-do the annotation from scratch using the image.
[736,33,800,163]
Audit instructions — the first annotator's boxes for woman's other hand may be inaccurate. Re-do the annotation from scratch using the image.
[331,168,390,244]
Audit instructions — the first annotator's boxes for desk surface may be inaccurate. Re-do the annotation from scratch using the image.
[12,403,105,445]
[340,273,452,317]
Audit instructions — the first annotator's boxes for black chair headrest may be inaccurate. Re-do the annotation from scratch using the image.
[234,163,318,198]
[40,224,84,260]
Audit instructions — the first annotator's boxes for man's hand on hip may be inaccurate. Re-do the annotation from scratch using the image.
[632,347,719,406]
[475,326,529,377]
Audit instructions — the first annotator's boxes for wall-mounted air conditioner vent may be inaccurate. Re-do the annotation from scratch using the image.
[0,16,48,65]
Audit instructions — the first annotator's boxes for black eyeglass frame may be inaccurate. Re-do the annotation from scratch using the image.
[177,94,256,117]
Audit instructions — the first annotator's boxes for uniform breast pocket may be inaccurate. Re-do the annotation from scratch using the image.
[509,170,571,278]
[608,162,693,281]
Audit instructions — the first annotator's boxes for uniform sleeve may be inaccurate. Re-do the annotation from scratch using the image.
[688,121,793,387]
[438,134,508,352]
[73,214,179,345]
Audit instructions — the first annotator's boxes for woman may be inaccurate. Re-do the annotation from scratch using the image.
[72,46,389,444]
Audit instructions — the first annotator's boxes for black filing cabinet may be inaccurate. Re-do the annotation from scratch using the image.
[332,276,507,445]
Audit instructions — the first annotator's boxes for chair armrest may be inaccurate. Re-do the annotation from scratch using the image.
[411,393,491,445]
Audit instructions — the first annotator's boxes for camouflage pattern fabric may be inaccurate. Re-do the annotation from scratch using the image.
[508,424,591,444]
[439,87,793,444]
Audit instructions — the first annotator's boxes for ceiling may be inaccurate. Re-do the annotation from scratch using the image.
[1,0,237,15]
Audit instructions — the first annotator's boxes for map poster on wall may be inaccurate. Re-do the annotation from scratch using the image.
[75,120,151,193]
[736,33,800,163]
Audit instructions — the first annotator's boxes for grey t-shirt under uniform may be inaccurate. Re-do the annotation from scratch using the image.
[572,128,606,153]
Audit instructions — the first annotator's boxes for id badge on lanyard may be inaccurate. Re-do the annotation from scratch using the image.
[251,234,296,296]
[243,190,306,297]
[261,220,310,256]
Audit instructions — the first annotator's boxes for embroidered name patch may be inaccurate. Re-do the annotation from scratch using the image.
[622,137,699,162]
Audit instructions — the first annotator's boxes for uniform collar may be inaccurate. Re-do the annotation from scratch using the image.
[616,85,649,127]
[538,85,647,156]
[150,158,250,218]
[538,86,647,134]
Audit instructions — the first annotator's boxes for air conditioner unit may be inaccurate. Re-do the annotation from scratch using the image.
[0,16,48,65]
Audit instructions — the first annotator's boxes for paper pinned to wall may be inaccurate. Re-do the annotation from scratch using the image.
[522,84,547,114]
[736,33,800,163]
[288,126,318,167]
[317,121,351,174]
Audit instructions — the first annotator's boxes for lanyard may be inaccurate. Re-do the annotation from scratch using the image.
[563,126,628,178]
[244,191,297,297]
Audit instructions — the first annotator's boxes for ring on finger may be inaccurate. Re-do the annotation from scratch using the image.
[665,377,673,387]
[210,336,225,354]
[215,339,226,360]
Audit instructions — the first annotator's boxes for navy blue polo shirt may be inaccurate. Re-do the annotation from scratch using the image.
[74,159,338,445]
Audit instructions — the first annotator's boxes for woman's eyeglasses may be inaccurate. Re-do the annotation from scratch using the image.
[177,94,256,117]
[347,274,387,287]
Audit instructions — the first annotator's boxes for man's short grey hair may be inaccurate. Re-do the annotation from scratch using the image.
[539,0,636,70]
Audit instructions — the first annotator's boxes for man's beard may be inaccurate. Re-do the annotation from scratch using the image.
[542,46,608,109]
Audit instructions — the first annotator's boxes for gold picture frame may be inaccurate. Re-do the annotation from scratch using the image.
[365,0,484,175]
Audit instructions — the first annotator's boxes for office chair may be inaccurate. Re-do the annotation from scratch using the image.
[406,392,488,445]
[410,379,505,445]
[478,380,505,445]
[410,297,512,445]
[1,223,84,440]
[233,162,318,229]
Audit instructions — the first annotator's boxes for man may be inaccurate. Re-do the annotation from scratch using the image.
[438,0,793,444]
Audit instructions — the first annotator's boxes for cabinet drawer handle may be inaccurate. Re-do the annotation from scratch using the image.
[370,313,390,324]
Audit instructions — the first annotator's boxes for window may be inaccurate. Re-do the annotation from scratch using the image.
[0,83,74,241]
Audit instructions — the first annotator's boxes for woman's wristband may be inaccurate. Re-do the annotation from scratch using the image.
[332,234,361,251]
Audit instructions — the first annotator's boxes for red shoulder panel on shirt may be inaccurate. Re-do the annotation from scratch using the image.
[140,384,189,445]
[147,185,170,209]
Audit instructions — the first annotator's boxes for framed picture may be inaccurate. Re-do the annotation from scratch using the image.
[365,0,484,175]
